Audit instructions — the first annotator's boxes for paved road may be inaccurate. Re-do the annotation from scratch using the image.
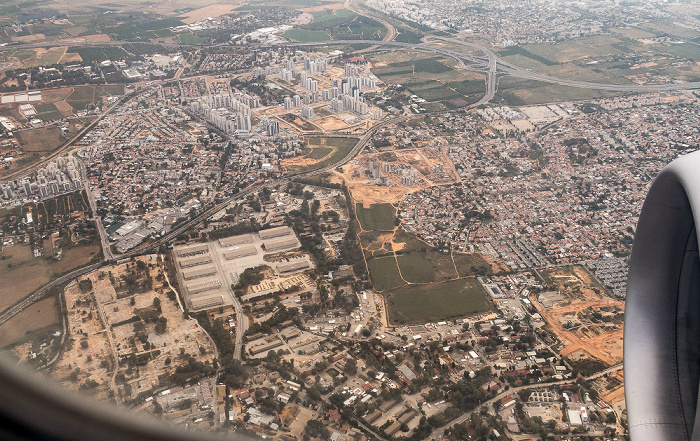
[0,262,103,324]
[80,161,114,261]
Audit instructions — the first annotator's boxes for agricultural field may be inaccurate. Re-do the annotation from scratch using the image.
[34,103,64,121]
[0,297,60,348]
[10,47,67,68]
[356,203,395,231]
[287,11,385,40]
[282,136,357,174]
[66,46,128,63]
[107,18,184,40]
[0,242,100,313]
[386,278,490,325]
[369,52,485,107]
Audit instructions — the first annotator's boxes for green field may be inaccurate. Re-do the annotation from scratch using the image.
[178,32,204,44]
[453,252,492,277]
[498,46,558,66]
[288,12,385,40]
[306,146,332,160]
[356,203,395,231]
[366,256,406,291]
[67,46,128,63]
[34,103,63,121]
[12,49,36,61]
[285,136,357,174]
[109,18,184,40]
[396,251,458,283]
[386,278,490,324]
[283,28,330,42]
[96,84,125,97]
[406,81,461,101]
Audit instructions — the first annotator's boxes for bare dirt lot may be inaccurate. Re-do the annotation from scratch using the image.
[50,255,215,403]
[182,4,239,23]
[533,265,624,366]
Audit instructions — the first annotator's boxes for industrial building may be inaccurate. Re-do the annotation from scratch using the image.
[189,293,226,310]
[179,254,213,268]
[248,337,284,355]
[278,259,310,273]
[258,226,294,240]
[176,243,210,258]
[181,265,217,281]
[185,278,222,296]
[223,244,258,260]
[219,234,254,247]
[263,235,299,252]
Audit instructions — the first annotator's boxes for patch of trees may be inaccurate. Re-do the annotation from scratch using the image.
[235,265,270,290]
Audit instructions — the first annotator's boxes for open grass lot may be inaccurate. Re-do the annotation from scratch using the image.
[96,84,125,97]
[67,46,128,63]
[405,81,461,102]
[67,85,95,101]
[524,35,630,64]
[453,252,492,277]
[284,28,331,42]
[289,11,385,40]
[497,77,621,106]
[540,265,605,292]
[0,297,59,348]
[386,278,490,325]
[306,145,332,160]
[108,18,184,40]
[34,103,64,121]
[285,136,357,174]
[356,203,395,231]
[0,243,100,313]
[396,251,457,283]
[15,126,67,152]
[366,256,405,291]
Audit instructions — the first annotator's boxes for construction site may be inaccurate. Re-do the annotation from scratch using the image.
[340,147,460,206]
[532,265,624,367]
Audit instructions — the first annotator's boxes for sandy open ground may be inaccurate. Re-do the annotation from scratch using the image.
[182,4,239,23]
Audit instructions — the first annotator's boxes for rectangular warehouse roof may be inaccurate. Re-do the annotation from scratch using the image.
[219,234,254,247]
[185,277,222,296]
[263,235,299,252]
[190,293,226,310]
[175,243,209,257]
[223,244,258,260]
[181,265,218,281]
[278,259,310,273]
[258,226,293,240]
[179,254,212,268]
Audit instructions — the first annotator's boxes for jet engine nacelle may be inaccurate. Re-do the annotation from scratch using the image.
[626,150,700,441]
